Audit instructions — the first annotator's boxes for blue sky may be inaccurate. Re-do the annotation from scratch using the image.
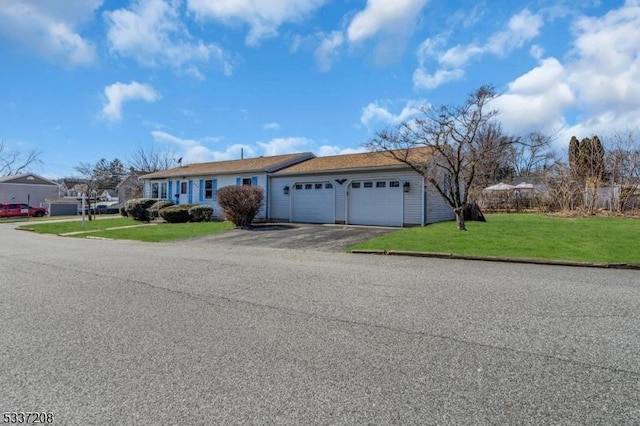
[1,0,639,179]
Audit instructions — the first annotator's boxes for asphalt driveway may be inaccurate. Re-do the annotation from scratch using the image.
[190,223,397,251]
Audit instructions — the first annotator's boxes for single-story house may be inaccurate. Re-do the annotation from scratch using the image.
[0,173,60,207]
[140,152,316,221]
[140,150,455,227]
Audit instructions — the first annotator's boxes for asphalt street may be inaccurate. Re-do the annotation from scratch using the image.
[1,222,639,425]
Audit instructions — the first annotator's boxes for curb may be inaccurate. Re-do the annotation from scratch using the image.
[350,249,640,270]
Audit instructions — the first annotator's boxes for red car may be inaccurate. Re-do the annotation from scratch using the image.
[0,203,48,218]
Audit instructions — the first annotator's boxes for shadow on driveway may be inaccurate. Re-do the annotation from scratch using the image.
[190,223,398,252]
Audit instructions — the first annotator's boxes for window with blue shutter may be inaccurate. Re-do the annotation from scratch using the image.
[203,178,217,200]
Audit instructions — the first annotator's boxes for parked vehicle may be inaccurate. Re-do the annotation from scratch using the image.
[94,202,121,214]
[0,203,48,218]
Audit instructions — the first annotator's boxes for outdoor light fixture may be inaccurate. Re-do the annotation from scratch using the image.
[283,186,290,195]
[403,181,410,192]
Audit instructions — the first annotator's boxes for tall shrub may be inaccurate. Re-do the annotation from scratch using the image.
[124,198,157,222]
[216,186,263,227]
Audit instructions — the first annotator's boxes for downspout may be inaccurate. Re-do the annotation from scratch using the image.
[421,176,426,226]
[265,174,269,222]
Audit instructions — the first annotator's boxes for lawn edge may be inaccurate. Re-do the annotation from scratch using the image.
[350,249,640,270]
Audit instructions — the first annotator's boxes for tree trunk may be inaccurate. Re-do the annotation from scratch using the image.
[454,207,466,231]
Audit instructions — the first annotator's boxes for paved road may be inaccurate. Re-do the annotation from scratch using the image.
[1,224,639,425]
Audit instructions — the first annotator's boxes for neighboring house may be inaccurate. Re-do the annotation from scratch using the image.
[116,171,143,203]
[0,173,60,207]
[58,178,95,199]
[140,152,315,220]
[271,150,453,226]
[101,189,119,202]
[140,150,455,227]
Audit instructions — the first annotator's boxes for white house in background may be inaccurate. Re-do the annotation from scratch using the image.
[139,152,315,220]
[140,149,455,227]
[0,173,60,207]
[271,150,454,226]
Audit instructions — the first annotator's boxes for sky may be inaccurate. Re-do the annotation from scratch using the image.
[1,0,639,179]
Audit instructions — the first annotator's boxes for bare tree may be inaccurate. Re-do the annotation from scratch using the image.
[73,162,100,221]
[606,129,640,212]
[127,145,178,174]
[543,162,582,212]
[366,85,503,230]
[473,122,518,187]
[0,140,42,176]
[512,131,558,179]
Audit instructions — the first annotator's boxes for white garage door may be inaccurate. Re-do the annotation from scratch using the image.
[348,180,403,226]
[292,182,335,223]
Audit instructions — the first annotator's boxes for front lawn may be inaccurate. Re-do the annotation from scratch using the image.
[19,218,234,242]
[349,214,640,264]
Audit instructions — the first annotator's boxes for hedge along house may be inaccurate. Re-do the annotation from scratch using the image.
[139,152,315,220]
[270,149,454,227]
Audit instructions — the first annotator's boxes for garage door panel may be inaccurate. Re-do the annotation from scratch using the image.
[348,180,402,226]
[292,183,334,224]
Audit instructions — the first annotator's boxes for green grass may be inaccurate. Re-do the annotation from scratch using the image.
[350,214,640,264]
[86,221,234,242]
[19,217,139,234]
[19,218,235,242]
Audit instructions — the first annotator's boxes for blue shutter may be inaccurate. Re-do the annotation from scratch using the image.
[176,180,180,204]
[236,177,241,186]
[168,181,173,200]
[188,180,193,203]
[212,179,217,198]
[199,179,204,201]
[251,176,258,186]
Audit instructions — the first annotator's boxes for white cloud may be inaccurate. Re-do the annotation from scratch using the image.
[151,130,255,162]
[493,1,640,141]
[347,0,427,43]
[360,99,426,128]
[257,137,311,156]
[413,68,465,90]
[105,0,231,76]
[568,1,640,115]
[0,0,99,66]
[148,130,367,163]
[492,58,574,134]
[346,0,428,63]
[103,82,161,122]
[316,145,367,156]
[187,0,326,45]
[263,122,281,130]
[314,31,344,71]
[414,9,543,90]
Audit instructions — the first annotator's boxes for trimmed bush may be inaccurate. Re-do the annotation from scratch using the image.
[158,204,193,223]
[120,205,128,217]
[188,204,214,222]
[124,198,157,222]
[216,186,263,227]
[149,200,174,218]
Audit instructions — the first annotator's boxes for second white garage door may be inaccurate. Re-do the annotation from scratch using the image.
[292,182,335,223]
[348,179,403,226]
